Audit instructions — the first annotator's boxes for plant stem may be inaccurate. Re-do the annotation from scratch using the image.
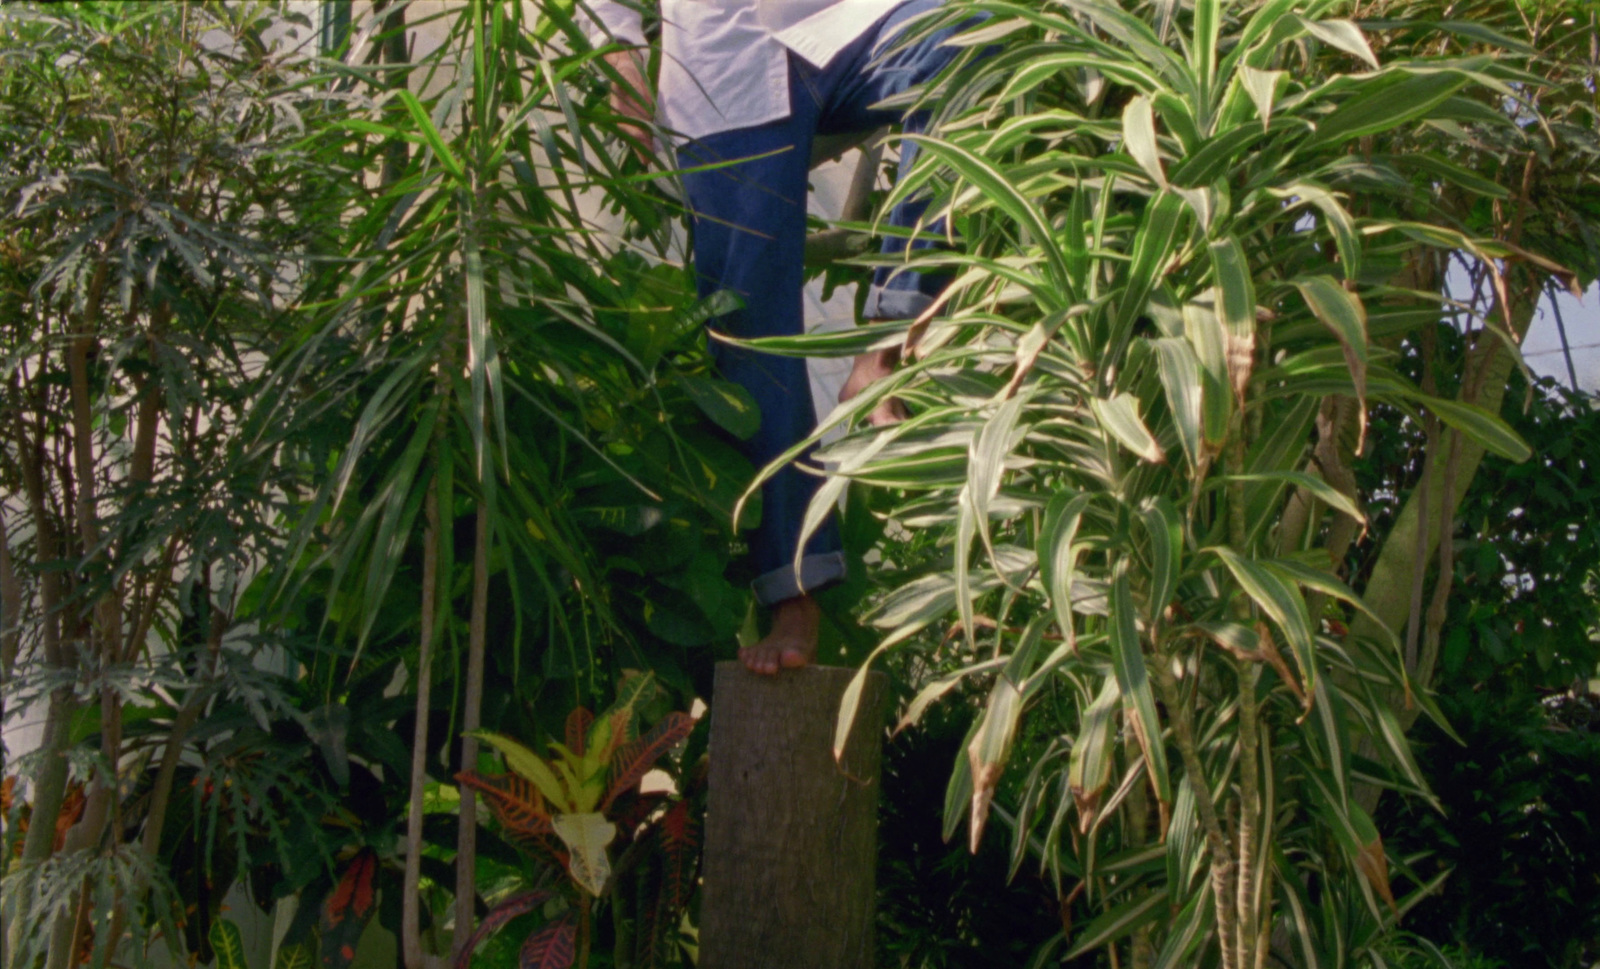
[452,502,490,960]
[1234,661,1262,969]
[403,484,442,969]
[1154,661,1237,969]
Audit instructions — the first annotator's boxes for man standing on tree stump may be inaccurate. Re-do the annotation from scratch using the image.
[582,0,972,675]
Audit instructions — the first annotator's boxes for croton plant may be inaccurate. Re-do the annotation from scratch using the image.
[454,674,701,969]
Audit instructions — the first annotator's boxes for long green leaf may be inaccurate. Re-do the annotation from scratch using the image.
[1040,492,1094,643]
[898,134,1070,298]
[1092,393,1166,464]
[1137,496,1182,628]
[1209,547,1317,692]
[1153,337,1203,469]
[1067,675,1121,833]
[1063,887,1169,960]
[1305,69,1470,148]
[396,88,465,180]
[1109,563,1172,819]
[1122,95,1167,187]
[1420,395,1531,462]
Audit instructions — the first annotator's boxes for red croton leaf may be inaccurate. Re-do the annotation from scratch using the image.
[656,798,701,914]
[520,915,577,969]
[456,770,566,864]
[602,712,694,812]
[565,707,593,758]
[320,849,378,969]
[451,891,552,969]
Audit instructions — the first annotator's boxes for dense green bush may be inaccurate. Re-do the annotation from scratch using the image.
[1380,687,1600,968]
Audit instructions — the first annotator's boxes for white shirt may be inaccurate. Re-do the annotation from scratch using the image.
[583,0,907,140]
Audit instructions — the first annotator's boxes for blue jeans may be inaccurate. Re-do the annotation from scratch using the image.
[681,0,967,606]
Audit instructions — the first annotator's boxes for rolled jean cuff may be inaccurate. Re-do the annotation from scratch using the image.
[752,551,848,606]
[864,282,936,321]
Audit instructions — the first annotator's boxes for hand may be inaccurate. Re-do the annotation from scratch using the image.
[605,48,654,163]
[839,345,907,427]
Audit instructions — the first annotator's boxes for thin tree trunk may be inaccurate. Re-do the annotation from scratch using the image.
[403,485,443,969]
[452,503,490,959]
[9,414,75,962]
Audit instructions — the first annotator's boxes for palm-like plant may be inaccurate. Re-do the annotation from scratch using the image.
[243,2,742,965]
[744,2,1547,965]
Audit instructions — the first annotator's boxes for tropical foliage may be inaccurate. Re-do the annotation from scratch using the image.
[751,1,1596,966]
[454,674,702,969]
[1,1,1597,968]
[2,1,734,967]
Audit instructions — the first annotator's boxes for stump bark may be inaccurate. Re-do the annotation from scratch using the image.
[699,662,889,969]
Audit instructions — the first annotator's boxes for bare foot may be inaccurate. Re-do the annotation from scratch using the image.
[739,595,820,675]
[839,346,906,426]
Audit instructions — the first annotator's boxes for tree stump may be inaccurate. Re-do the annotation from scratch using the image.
[699,662,890,969]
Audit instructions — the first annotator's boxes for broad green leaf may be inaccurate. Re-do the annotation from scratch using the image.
[209,920,246,969]
[1190,0,1220,110]
[1307,770,1394,915]
[968,389,1033,571]
[1163,778,1202,895]
[1310,675,1348,807]
[1092,393,1166,464]
[1275,849,1328,969]
[552,812,617,896]
[1266,558,1397,649]
[1151,877,1214,969]
[274,944,313,969]
[1109,563,1172,821]
[1190,620,1260,656]
[595,671,656,753]
[1122,95,1167,187]
[720,319,910,358]
[468,730,570,809]
[1208,548,1316,692]
[680,375,759,440]
[1055,0,1196,101]
[1369,688,1434,802]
